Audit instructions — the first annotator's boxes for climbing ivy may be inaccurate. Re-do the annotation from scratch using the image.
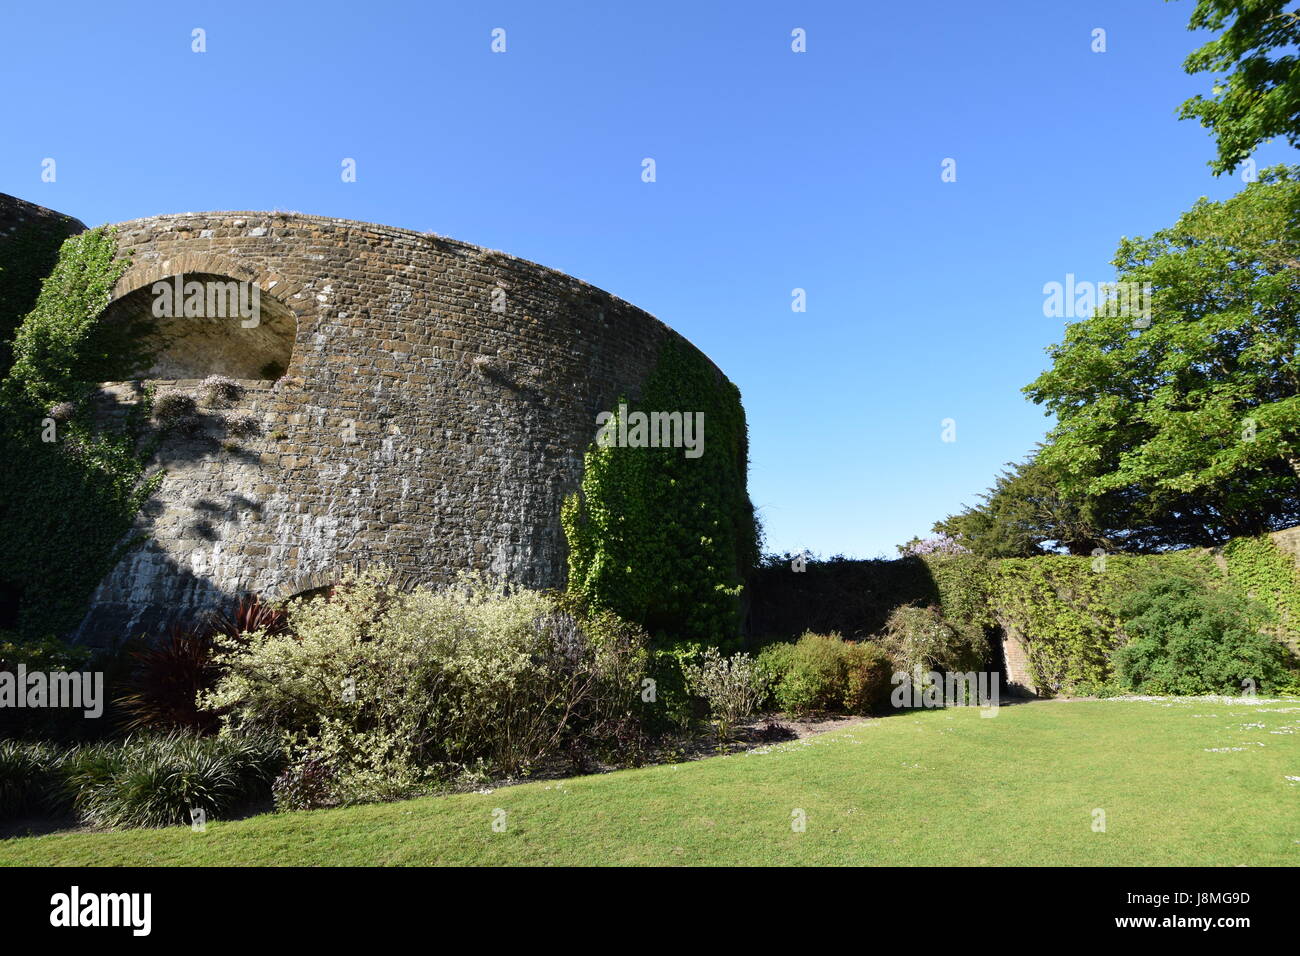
[562,335,758,645]
[957,548,1228,692]
[0,214,83,374]
[0,227,160,638]
[1224,535,1300,649]
[8,226,149,408]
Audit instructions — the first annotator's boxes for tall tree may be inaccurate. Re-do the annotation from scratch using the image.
[1025,167,1300,546]
[1177,0,1300,175]
[933,451,1111,557]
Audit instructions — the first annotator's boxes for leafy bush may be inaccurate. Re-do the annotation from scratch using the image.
[204,569,651,807]
[754,641,797,705]
[763,632,892,716]
[1112,571,1293,696]
[62,732,282,829]
[682,647,768,741]
[840,640,893,714]
[878,605,989,685]
[773,632,845,715]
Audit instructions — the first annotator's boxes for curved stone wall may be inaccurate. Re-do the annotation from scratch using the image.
[74,210,726,643]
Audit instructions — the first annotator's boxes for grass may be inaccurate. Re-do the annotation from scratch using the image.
[2,698,1298,866]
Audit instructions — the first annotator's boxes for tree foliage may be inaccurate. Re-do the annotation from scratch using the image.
[1177,0,1300,175]
[1023,166,1300,548]
[933,450,1114,557]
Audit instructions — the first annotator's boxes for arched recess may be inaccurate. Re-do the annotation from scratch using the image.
[100,253,310,381]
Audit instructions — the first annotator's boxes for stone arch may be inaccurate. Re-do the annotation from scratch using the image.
[102,253,311,381]
[274,569,342,603]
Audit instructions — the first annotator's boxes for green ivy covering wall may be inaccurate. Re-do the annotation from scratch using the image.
[0,227,159,638]
[1224,534,1300,652]
[0,215,84,374]
[562,335,758,645]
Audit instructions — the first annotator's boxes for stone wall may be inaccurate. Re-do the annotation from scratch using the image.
[73,210,731,644]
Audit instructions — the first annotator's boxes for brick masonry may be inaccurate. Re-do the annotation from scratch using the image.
[60,209,733,644]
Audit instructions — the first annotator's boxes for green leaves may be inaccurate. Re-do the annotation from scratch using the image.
[1024,167,1300,547]
[1177,0,1300,175]
[562,337,757,644]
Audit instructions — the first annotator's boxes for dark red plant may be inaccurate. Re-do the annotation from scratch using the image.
[208,594,289,644]
[116,595,289,733]
[115,624,220,733]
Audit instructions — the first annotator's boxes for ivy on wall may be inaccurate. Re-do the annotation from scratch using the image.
[1224,535,1300,650]
[0,214,83,374]
[562,335,758,645]
[8,226,150,408]
[0,227,160,638]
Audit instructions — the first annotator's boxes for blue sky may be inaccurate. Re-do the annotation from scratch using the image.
[3,0,1295,559]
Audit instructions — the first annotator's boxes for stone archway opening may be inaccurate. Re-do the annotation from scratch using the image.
[99,273,296,380]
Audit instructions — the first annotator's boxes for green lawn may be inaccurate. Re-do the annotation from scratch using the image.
[3,698,1298,866]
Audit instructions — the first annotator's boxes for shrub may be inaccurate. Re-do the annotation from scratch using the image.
[755,641,797,706]
[271,755,337,812]
[1112,571,1292,696]
[773,632,845,715]
[879,604,989,686]
[63,732,282,829]
[200,375,242,407]
[116,625,219,733]
[841,640,893,714]
[682,647,768,741]
[204,569,651,806]
[0,739,70,818]
[763,632,891,716]
[115,597,287,735]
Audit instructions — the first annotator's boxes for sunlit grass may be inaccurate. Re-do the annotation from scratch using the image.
[3,698,1297,866]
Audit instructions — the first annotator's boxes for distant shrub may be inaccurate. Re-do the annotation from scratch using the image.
[1113,571,1292,696]
[682,647,768,741]
[763,632,891,716]
[879,604,989,685]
